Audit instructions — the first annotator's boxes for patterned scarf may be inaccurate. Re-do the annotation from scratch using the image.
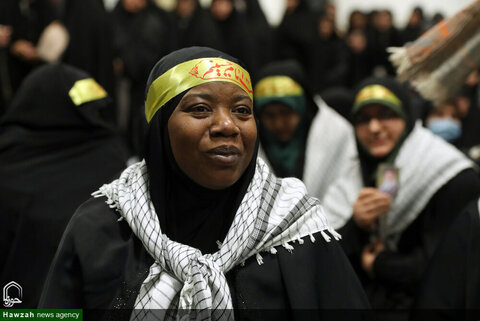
[93,157,339,320]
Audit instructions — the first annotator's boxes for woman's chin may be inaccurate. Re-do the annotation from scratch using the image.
[370,146,392,158]
[195,173,240,190]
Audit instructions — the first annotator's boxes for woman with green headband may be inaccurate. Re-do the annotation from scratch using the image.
[39,47,369,318]
[254,60,357,200]
[322,76,480,318]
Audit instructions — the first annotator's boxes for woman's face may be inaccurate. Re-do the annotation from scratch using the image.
[260,102,300,142]
[168,82,257,190]
[122,0,146,13]
[211,0,233,21]
[176,0,196,18]
[354,104,405,157]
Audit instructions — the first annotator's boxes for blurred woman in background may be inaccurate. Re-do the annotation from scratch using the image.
[0,63,128,308]
[322,76,480,320]
[254,60,356,200]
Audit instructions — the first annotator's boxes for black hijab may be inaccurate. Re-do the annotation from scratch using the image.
[172,0,223,51]
[143,47,259,254]
[351,76,415,186]
[1,63,116,149]
[61,0,115,98]
[210,0,256,75]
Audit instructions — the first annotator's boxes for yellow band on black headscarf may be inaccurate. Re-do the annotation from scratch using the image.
[352,84,406,119]
[68,78,108,106]
[254,76,303,99]
[353,85,402,111]
[145,57,253,123]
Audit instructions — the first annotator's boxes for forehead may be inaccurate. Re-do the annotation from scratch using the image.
[263,102,294,113]
[357,103,392,114]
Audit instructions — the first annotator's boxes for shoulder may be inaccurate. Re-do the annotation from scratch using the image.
[69,197,121,230]
[312,96,354,132]
[438,168,480,197]
[274,231,370,309]
[66,197,136,255]
[64,196,150,284]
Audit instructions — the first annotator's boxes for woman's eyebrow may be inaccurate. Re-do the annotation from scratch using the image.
[186,92,213,100]
[232,94,251,102]
[186,92,251,102]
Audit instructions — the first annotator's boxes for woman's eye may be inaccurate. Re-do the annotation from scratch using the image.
[190,105,210,113]
[233,106,252,115]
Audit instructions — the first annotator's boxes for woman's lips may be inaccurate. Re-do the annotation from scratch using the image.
[372,140,385,146]
[207,146,241,166]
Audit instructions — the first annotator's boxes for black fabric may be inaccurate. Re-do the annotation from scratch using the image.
[39,196,370,320]
[366,22,403,76]
[0,0,16,32]
[0,0,17,115]
[171,0,223,51]
[344,31,375,89]
[142,47,258,254]
[111,1,175,156]
[7,0,57,92]
[243,0,274,78]
[456,84,480,151]
[111,1,174,85]
[338,168,480,319]
[60,0,115,117]
[320,86,355,121]
[274,0,317,66]
[254,60,318,179]
[0,63,128,308]
[351,76,415,186]
[411,199,480,321]
[210,0,257,77]
[308,27,349,93]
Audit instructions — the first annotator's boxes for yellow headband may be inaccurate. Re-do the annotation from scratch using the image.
[354,85,402,108]
[68,78,107,106]
[145,57,253,123]
[353,84,405,118]
[254,76,303,99]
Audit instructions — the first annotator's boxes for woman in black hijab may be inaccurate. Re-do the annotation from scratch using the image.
[322,77,480,320]
[275,0,317,66]
[171,0,223,51]
[40,47,369,320]
[111,0,175,156]
[243,0,274,76]
[0,63,128,308]
[412,198,480,321]
[209,0,257,76]
[60,0,115,122]
[7,0,58,94]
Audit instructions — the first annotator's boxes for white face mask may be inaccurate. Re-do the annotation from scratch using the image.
[427,118,462,142]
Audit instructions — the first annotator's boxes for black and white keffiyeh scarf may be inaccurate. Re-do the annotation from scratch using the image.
[93,157,339,320]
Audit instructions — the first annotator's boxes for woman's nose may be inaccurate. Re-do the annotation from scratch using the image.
[368,118,382,132]
[210,108,240,137]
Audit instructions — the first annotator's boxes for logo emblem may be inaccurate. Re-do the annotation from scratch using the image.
[3,281,22,307]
